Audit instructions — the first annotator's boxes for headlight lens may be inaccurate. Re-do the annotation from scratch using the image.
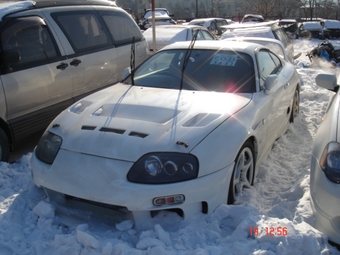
[35,132,62,164]
[320,142,340,183]
[127,152,199,184]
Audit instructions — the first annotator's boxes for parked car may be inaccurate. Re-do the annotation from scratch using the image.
[241,14,265,23]
[139,8,176,30]
[311,73,340,246]
[221,24,296,63]
[0,0,149,162]
[322,19,340,38]
[298,21,325,39]
[187,18,228,35]
[143,25,217,52]
[279,19,299,39]
[31,40,300,228]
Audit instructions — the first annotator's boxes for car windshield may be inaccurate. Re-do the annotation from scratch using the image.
[125,49,255,93]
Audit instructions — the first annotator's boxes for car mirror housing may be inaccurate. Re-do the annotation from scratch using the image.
[315,73,339,92]
[264,74,278,95]
[122,67,131,81]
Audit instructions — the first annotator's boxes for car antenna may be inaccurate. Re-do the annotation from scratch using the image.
[180,29,199,90]
[130,36,135,85]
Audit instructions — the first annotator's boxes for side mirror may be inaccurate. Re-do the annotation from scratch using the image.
[0,50,20,72]
[121,67,131,81]
[315,73,338,92]
[264,74,278,95]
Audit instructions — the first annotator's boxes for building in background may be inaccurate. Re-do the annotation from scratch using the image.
[115,0,243,21]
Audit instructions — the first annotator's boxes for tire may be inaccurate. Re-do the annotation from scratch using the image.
[0,128,9,162]
[228,140,255,204]
[290,88,300,123]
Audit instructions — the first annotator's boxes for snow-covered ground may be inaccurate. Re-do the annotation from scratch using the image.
[1,39,340,255]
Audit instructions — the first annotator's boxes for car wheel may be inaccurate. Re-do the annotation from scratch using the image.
[228,140,255,204]
[290,88,300,123]
[0,128,9,162]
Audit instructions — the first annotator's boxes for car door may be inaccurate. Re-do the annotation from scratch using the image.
[47,9,119,100]
[256,49,290,147]
[0,15,74,141]
[99,9,149,74]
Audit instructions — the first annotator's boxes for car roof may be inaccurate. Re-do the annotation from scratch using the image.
[0,0,117,20]
[302,21,322,30]
[222,20,279,29]
[323,19,340,29]
[224,37,287,60]
[221,26,275,40]
[161,40,262,54]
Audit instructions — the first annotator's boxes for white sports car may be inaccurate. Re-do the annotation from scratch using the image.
[31,40,300,227]
[311,73,340,246]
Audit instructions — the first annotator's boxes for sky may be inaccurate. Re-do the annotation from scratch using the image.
[0,38,340,255]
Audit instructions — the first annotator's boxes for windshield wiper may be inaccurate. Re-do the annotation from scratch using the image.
[130,37,135,85]
[180,30,199,90]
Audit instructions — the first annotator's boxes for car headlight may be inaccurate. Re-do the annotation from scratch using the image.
[127,152,199,184]
[35,132,62,164]
[320,142,340,184]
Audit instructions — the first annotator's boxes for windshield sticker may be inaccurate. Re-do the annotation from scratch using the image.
[210,54,237,66]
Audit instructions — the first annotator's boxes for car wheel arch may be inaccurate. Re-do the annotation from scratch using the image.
[227,138,257,204]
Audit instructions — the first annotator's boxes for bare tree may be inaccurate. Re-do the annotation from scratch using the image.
[241,0,280,19]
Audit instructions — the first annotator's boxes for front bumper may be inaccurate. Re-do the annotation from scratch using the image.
[31,149,234,225]
[310,155,340,245]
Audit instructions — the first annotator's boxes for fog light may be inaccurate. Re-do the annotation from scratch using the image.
[153,195,185,206]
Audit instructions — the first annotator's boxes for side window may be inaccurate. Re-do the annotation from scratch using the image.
[195,29,204,40]
[201,30,215,40]
[101,10,142,46]
[1,16,58,68]
[52,11,110,53]
[257,50,282,89]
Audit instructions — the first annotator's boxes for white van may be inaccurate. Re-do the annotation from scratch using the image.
[0,0,149,161]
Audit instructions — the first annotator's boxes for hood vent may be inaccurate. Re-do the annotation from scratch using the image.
[99,127,125,134]
[81,125,96,130]
[129,131,148,138]
[81,125,148,138]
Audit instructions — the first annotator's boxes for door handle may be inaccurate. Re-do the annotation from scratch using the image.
[56,62,68,70]
[284,83,290,89]
[70,59,81,66]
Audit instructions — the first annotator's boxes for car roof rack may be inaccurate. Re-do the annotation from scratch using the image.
[32,0,117,8]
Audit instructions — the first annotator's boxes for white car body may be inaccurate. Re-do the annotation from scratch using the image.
[311,73,340,245]
[223,37,287,61]
[31,41,300,228]
[221,24,296,63]
[187,18,228,35]
[143,25,216,52]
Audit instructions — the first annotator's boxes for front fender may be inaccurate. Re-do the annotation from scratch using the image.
[191,113,251,177]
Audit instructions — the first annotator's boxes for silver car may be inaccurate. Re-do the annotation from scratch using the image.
[0,0,149,161]
[311,73,340,246]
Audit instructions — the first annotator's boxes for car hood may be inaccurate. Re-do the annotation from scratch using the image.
[55,83,252,161]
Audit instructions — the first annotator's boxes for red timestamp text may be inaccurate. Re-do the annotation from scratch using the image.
[249,226,288,237]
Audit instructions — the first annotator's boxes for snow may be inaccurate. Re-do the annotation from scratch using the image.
[302,22,323,30]
[0,1,34,21]
[324,20,340,29]
[1,38,340,254]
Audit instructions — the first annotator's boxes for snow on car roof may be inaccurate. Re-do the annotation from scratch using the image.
[221,26,275,40]
[0,1,34,21]
[302,22,322,30]
[143,25,188,43]
[144,10,170,19]
[162,40,261,55]
[323,19,340,29]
